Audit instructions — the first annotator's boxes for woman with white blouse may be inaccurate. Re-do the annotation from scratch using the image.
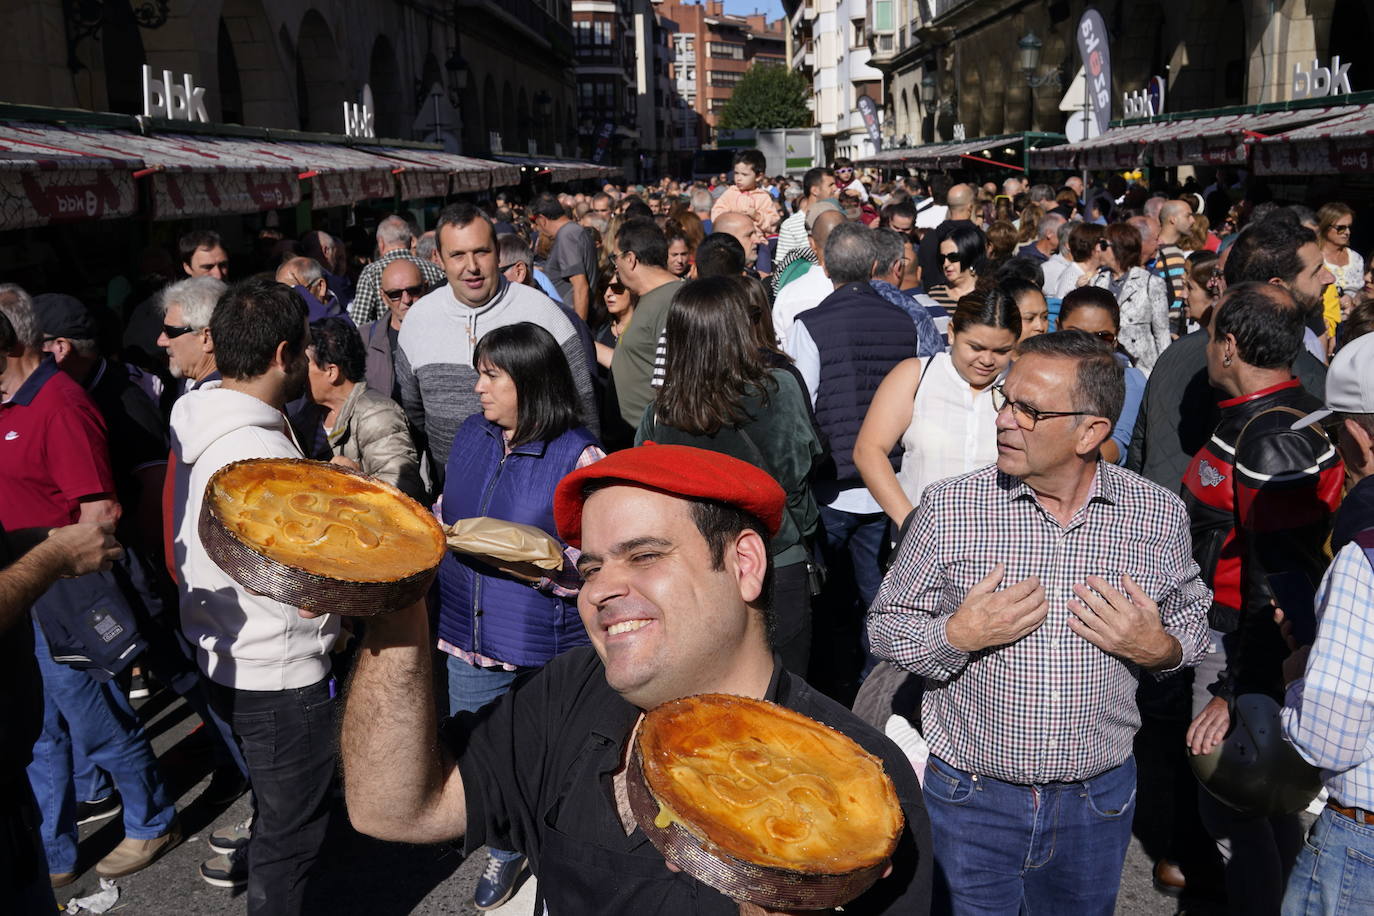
[854,289,1022,527]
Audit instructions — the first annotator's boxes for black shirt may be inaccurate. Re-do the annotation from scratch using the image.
[916,218,974,298]
[446,647,932,915]
[84,358,168,512]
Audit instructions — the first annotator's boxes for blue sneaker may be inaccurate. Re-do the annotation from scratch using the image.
[473,851,526,910]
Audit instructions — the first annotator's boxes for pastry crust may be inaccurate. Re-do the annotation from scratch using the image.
[637,694,903,874]
[205,458,444,583]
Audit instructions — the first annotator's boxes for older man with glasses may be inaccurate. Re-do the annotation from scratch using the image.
[870,329,1211,915]
[358,259,430,403]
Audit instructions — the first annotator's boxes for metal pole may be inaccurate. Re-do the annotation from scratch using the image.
[1082,64,1090,193]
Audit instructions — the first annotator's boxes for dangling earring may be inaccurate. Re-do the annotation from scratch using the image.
[1223,354,1232,367]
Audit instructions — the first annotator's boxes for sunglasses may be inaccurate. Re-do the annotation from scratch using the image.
[942,252,962,263]
[607,282,627,295]
[1333,224,1353,233]
[836,168,854,174]
[161,323,196,339]
[382,284,426,300]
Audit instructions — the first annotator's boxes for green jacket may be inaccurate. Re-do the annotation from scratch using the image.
[635,369,821,567]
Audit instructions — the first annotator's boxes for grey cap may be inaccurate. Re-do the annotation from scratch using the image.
[1292,331,1374,429]
[804,199,844,231]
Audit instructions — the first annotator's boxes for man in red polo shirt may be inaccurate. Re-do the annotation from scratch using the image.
[0,284,179,885]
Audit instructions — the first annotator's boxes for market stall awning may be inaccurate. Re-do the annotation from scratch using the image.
[856,133,1060,171]
[1027,103,1365,171]
[1251,105,1374,175]
[0,123,142,227]
[494,154,616,183]
[365,146,518,196]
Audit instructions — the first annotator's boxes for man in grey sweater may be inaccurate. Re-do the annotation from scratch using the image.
[396,203,598,494]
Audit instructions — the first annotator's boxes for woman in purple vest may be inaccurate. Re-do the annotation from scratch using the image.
[436,321,603,909]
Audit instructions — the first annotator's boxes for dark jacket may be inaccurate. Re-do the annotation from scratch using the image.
[1180,379,1344,701]
[1333,475,1374,554]
[797,282,918,491]
[436,415,596,668]
[916,218,974,300]
[360,318,398,402]
[1125,330,1328,490]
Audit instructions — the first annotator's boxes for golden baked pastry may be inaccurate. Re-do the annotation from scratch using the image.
[636,694,903,875]
[205,458,445,584]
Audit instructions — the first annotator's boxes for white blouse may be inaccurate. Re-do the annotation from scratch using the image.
[895,352,1002,508]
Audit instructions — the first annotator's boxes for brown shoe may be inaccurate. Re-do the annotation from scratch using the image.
[1152,858,1187,897]
[95,821,182,878]
[50,872,77,888]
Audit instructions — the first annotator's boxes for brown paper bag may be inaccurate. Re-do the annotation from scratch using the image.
[444,517,565,582]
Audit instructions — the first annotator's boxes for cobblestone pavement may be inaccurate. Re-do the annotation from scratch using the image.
[57,688,1192,915]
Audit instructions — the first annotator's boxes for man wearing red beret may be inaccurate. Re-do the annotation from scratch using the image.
[340,444,932,913]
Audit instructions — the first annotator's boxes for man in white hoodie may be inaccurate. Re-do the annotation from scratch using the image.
[168,279,339,911]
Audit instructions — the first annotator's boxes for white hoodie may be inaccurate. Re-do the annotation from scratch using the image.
[169,383,338,690]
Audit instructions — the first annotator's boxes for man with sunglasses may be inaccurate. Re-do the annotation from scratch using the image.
[360,259,427,402]
[871,330,1210,914]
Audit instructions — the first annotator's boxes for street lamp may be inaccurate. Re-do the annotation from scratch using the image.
[1018,31,1062,89]
[446,45,469,108]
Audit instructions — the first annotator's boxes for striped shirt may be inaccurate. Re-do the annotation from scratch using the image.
[1282,533,1374,810]
[869,462,1211,783]
[1156,243,1188,331]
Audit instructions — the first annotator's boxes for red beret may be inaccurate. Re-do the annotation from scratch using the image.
[554,443,785,548]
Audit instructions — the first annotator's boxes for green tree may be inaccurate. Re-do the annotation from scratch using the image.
[716,64,812,130]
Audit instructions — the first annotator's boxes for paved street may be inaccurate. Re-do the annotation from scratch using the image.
[59,688,1184,915]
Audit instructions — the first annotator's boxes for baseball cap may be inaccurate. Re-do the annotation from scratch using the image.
[1292,332,1374,429]
[32,293,96,340]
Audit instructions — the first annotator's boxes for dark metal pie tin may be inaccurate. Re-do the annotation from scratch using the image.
[199,458,443,616]
[625,733,889,910]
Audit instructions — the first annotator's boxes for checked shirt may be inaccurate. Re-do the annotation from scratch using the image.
[348,250,447,326]
[869,461,1211,784]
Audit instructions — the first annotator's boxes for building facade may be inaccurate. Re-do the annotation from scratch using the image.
[656,0,785,141]
[2,0,579,158]
[784,0,882,161]
[867,0,1374,147]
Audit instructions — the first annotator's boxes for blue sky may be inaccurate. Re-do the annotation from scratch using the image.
[721,0,784,20]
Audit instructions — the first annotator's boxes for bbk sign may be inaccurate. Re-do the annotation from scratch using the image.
[1293,57,1353,100]
[142,66,209,122]
[343,102,375,138]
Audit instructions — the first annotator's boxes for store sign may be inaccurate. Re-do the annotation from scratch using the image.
[1123,76,1166,119]
[141,66,209,123]
[344,102,375,138]
[1293,57,1353,100]
[1076,10,1112,137]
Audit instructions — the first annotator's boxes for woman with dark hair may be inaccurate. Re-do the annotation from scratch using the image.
[664,220,694,278]
[927,224,985,309]
[1090,221,1171,372]
[636,276,822,675]
[1055,287,1145,465]
[436,321,603,908]
[854,290,1020,527]
[306,317,423,500]
[1002,276,1048,344]
[1183,250,1221,330]
[592,274,637,370]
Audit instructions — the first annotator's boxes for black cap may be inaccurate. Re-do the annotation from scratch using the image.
[32,293,96,340]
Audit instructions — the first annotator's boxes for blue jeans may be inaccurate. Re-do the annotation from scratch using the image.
[923,755,1137,915]
[208,677,336,916]
[446,655,524,864]
[27,620,176,873]
[1283,806,1374,916]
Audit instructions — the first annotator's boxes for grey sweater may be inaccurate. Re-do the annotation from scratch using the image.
[396,277,597,491]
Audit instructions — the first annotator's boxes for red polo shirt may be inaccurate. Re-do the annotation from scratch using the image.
[0,357,114,530]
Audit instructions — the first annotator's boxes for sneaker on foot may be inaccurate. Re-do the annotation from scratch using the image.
[208,815,253,855]
[200,847,249,888]
[473,852,527,910]
[50,871,77,889]
[127,670,150,699]
[95,820,182,877]
[76,792,122,826]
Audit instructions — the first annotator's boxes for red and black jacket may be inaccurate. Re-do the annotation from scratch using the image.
[1181,378,1343,700]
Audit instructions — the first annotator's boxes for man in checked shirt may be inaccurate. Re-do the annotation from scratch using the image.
[869,330,1211,915]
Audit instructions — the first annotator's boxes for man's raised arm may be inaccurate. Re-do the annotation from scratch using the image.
[341,597,468,843]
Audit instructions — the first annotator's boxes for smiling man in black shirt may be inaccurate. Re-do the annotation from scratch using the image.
[341,444,932,914]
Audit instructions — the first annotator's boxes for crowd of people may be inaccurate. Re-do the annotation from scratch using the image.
[1,146,1373,916]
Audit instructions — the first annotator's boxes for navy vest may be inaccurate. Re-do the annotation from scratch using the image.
[797,282,918,486]
[437,414,597,668]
